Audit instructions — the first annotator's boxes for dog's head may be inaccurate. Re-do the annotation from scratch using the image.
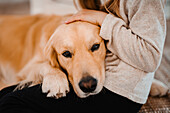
[44,22,106,98]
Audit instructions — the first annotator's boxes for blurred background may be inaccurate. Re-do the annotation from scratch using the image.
[0,0,77,15]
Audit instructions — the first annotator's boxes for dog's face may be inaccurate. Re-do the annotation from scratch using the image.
[45,22,106,98]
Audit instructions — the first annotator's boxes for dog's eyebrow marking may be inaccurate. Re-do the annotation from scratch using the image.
[62,38,74,47]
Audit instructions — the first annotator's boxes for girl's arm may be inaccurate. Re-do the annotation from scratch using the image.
[100,0,166,72]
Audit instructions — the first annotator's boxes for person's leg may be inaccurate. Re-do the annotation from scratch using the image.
[0,85,17,99]
[0,84,142,113]
[81,88,143,113]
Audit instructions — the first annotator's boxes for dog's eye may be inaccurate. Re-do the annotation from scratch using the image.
[91,44,100,52]
[62,51,72,58]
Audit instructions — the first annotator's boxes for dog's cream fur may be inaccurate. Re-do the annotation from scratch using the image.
[0,15,168,98]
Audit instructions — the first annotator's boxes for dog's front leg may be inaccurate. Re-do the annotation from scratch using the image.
[41,62,69,98]
[16,56,69,99]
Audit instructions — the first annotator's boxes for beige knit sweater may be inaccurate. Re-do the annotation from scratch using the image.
[100,0,166,104]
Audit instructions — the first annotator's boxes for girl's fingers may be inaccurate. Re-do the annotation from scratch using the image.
[65,10,87,24]
[65,18,82,24]
[65,13,82,24]
[64,9,107,25]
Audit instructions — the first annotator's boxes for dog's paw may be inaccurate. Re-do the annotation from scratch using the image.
[14,80,33,91]
[150,79,169,97]
[42,74,69,99]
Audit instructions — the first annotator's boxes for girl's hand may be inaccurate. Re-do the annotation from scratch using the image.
[65,9,107,26]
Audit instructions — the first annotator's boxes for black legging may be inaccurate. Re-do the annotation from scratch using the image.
[0,84,142,113]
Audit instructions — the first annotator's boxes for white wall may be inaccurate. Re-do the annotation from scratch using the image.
[30,0,77,15]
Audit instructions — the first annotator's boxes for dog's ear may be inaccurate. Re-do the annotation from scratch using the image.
[44,40,59,68]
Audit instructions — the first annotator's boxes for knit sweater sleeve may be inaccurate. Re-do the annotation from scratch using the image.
[100,0,166,73]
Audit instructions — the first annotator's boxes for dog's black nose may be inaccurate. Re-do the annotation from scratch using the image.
[79,76,97,93]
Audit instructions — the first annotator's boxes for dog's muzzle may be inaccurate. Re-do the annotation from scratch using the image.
[78,76,97,93]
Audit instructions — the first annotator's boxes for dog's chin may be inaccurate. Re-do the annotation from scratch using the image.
[75,87,103,98]
[76,92,96,98]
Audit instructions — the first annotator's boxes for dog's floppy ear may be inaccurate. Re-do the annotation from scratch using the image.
[44,40,59,68]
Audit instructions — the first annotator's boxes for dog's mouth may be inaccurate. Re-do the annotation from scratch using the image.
[76,87,102,98]
[82,92,97,97]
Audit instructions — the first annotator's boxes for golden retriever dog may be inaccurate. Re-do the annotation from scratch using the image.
[0,14,168,98]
